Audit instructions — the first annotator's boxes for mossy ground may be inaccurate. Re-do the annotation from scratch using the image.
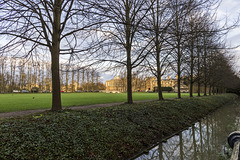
[0,94,237,159]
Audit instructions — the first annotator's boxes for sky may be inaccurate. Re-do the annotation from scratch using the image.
[101,0,240,82]
[217,0,240,70]
[1,1,240,83]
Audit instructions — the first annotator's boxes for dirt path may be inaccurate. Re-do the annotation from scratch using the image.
[0,99,157,118]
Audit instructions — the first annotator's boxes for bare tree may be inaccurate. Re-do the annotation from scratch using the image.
[184,10,209,97]
[143,0,172,100]
[0,0,97,110]
[167,0,198,98]
[91,0,153,103]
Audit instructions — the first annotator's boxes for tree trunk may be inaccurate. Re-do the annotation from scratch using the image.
[212,85,215,95]
[91,69,94,91]
[190,81,193,97]
[51,0,62,111]
[86,69,89,92]
[1,62,4,93]
[126,59,133,104]
[41,65,45,92]
[65,66,68,92]
[126,0,133,104]
[12,60,16,91]
[156,40,163,100]
[155,0,163,101]
[196,38,201,97]
[10,60,13,92]
[157,74,163,100]
[82,69,85,91]
[209,85,211,95]
[175,8,181,99]
[177,46,181,99]
[72,66,74,92]
[51,51,61,111]
[203,35,207,96]
[77,66,80,90]
[177,72,181,98]
[204,83,207,96]
[190,37,194,97]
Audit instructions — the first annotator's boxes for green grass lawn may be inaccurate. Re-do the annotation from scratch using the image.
[0,92,199,113]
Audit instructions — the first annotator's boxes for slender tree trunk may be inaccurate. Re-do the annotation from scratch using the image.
[196,39,201,97]
[156,40,163,100]
[77,66,80,90]
[82,69,85,91]
[204,82,207,96]
[41,64,45,91]
[20,62,24,90]
[203,35,207,96]
[27,63,30,91]
[72,66,74,92]
[51,0,62,111]
[65,66,68,92]
[12,60,16,91]
[1,61,4,93]
[175,7,181,99]
[209,85,211,95]
[34,64,37,87]
[38,64,41,89]
[91,69,94,91]
[157,74,163,100]
[126,0,133,104]
[190,38,194,97]
[177,45,181,98]
[10,60,13,92]
[155,0,163,100]
[87,69,89,92]
[96,72,99,90]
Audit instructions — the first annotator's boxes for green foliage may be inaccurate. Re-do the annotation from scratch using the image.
[0,94,237,159]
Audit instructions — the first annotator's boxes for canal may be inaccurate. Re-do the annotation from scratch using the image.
[135,98,240,160]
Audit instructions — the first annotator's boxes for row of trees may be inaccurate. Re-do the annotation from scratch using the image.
[0,57,104,93]
[0,0,239,111]
[89,0,240,100]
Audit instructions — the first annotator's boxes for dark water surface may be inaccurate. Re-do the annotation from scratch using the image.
[135,99,240,160]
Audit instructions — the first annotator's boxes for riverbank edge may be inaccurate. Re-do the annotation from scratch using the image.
[0,94,238,159]
[129,94,238,159]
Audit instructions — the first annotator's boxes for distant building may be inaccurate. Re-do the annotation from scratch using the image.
[106,76,125,92]
[105,76,189,93]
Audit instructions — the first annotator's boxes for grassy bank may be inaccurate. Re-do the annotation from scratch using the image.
[0,92,201,113]
[0,94,237,159]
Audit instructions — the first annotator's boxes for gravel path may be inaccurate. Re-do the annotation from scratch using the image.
[0,99,157,118]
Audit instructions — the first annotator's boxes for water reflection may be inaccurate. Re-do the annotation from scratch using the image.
[135,100,240,160]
